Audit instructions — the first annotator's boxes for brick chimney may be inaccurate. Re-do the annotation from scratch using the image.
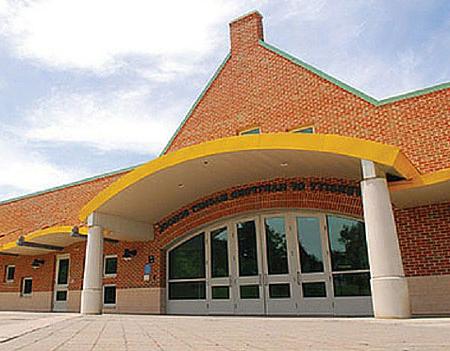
[229,11,264,54]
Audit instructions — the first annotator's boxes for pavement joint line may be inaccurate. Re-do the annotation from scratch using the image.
[7,317,86,351]
[89,317,107,351]
[50,318,95,351]
[0,314,81,344]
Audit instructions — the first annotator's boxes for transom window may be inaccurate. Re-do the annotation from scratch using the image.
[5,265,15,282]
[104,255,118,277]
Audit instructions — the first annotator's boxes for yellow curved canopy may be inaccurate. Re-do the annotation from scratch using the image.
[79,133,420,222]
[0,226,87,255]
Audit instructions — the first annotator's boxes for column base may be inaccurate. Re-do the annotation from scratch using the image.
[371,276,411,318]
[80,288,103,315]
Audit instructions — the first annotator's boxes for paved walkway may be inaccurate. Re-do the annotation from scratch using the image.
[0,313,449,350]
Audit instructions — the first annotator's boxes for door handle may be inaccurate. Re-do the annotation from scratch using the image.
[296,271,301,285]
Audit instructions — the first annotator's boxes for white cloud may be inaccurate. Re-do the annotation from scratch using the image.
[19,86,184,154]
[0,0,258,78]
[266,1,449,99]
[0,132,89,200]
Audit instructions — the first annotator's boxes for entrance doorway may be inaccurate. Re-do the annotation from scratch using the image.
[167,211,372,316]
[53,254,70,312]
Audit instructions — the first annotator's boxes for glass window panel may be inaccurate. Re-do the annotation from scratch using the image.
[22,278,32,295]
[269,283,291,298]
[211,227,229,278]
[294,127,314,134]
[169,281,206,300]
[240,128,260,135]
[265,217,288,275]
[212,286,230,300]
[297,217,324,273]
[237,221,258,277]
[57,259,69,285]
[169,233,205,279]
[327,216,369,271]
[6,266,15,281]
[333,273,371,297]
[302,282,327,298]
[56,290,67,301]
[104,257,117,275]
[240,285,260,299]
[103,286,116,304]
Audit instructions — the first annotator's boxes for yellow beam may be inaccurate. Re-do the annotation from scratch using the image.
[390,167,450,191]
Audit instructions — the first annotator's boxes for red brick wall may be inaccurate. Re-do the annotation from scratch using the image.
[396,203,450,277]
[0,243,85,294]
[103,241,160,289]
[1,186,448,298]
[165,15,450,174]
[0,171,128,247]
[0,240,160,294]
[0,253,55,293]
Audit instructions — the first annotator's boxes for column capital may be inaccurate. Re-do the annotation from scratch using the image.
[361,159,377,179]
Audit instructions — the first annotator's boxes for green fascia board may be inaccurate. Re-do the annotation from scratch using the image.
[159,53,232,156]
[259,40,449,107]
[0,164,139,206]
[377,81,450,105]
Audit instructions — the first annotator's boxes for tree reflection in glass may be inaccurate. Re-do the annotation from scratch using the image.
[211,227,229,278]
[297,217,324,273]
[169,233,205,279]
[237,221,259,276]
[265,217,288,275]
[327,216,369,272]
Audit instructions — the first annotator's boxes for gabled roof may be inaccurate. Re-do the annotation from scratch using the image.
[160,39,449,154]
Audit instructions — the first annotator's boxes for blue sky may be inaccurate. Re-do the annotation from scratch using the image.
[0,0,449,201]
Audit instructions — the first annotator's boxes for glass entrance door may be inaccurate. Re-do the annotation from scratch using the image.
[207,225,234,314]
[234,218,265,315]
[261,216,297,315]
[294,215,333,315]
[53,255,70,312]
[167,211,372,316]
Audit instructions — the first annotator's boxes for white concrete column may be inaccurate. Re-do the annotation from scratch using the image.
[80,224,104,314]
[360,160,411,318]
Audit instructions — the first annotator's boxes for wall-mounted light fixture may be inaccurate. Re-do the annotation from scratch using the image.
[122,249,137,261]
[70,226,80,237]
[31,259,45,269]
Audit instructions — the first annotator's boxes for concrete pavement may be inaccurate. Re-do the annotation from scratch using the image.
[0,313,449,350]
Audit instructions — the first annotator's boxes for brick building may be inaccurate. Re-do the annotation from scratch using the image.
[1,12,449,318]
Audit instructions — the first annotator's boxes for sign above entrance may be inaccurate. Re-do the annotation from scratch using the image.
[156,180,361,234]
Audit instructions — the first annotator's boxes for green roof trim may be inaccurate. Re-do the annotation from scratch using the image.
[0,164,140,206]
[259,40,449,107]
[160,40,449,155]
[159,53,231,155]
[377,81,450,105]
